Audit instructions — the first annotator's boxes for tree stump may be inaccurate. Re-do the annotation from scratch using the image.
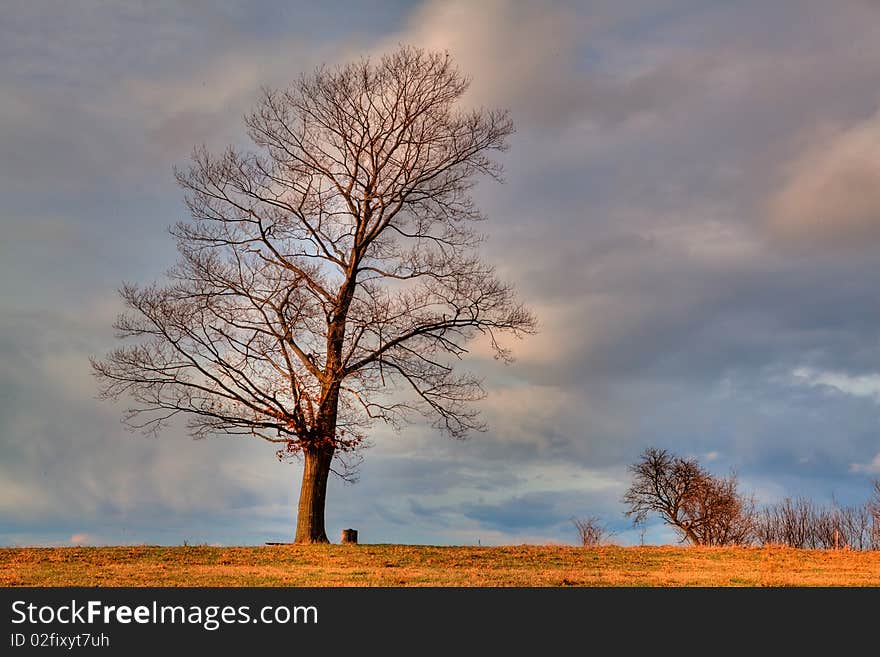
[341,528,358,544]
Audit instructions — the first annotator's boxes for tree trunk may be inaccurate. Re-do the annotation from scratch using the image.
[294,444,335,544]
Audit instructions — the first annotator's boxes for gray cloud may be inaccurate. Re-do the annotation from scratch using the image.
[767,109,880,249]
[3,0,880,547]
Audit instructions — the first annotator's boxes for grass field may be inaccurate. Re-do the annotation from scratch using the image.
[2,544,880,586]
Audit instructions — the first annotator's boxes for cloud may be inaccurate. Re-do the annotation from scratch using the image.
[6,0,880,547]
[767,108,880,248]
[792,367,880,403]
[385,0,731,132]
[69,533,96,546]
[0,476,53,519]
[850,453,880,475]
[114,41,334,164]
[386,0,590,127]
[0,3,346,196]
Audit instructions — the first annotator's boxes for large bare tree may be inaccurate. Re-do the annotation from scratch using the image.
[91,47,536,543]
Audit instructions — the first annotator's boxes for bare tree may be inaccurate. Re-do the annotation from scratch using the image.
[756,491,879,550]
[91,47,536,543]
[755,497,815,548]
[870,480,880,550]
[622,448,754,546]
[685,471,755,546]
[829,501,873,550]
[571,516,610,547]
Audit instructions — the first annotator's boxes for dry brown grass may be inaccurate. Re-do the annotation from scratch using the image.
[1,544,879,587]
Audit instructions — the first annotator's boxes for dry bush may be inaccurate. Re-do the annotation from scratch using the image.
[868,480,880,550]
[572,516,610,547]
[755,492,878,550]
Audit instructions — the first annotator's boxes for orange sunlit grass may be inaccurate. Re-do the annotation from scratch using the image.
[2,544,879,587]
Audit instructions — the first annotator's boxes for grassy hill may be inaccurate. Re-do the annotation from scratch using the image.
[3,544,880,586]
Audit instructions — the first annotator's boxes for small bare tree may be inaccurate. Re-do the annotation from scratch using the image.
[91,47,536,543]
[755,497,814,548]
[571,516,609,547]
[829,501,873,550]
[755,493,877,550]
[622,448,754,546]
[870,480,880,550]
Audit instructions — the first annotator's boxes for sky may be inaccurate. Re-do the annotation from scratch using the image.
[2,0,880,547]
